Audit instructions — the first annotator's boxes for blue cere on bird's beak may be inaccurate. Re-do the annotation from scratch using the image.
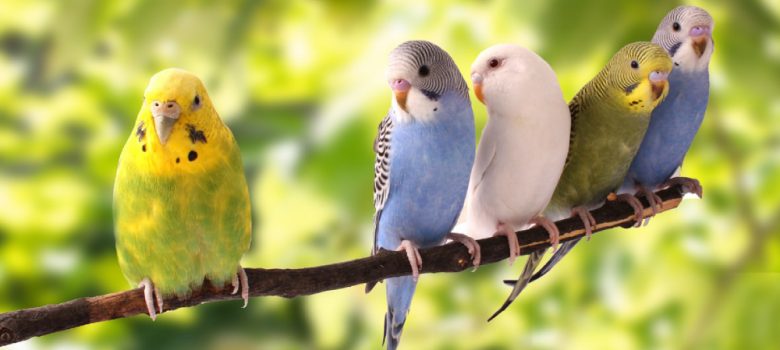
[389,78,411,112]
[151,100,181,145]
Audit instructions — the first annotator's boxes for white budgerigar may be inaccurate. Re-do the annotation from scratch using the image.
[464,44,570,320]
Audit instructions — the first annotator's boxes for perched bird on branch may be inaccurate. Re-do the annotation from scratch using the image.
[369,40,478,350]
[501,42,673,313]
[462,44,569,320]
[622,5,713,211]
[113,68,252,320]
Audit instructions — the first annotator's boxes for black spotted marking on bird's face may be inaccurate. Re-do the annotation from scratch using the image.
[136,121,146,142]
[176,157,180,163]
[186,124,207,144]
[421,89,440,101]
[188,150,198,161]
[624,83,639,95]
[668,42,683,57]
[142,144,146,152]
[629,99,643,106]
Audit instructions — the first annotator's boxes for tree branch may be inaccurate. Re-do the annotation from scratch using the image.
[0,185,688,347]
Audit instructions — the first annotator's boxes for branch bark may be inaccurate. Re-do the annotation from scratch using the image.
[0,185,688,347]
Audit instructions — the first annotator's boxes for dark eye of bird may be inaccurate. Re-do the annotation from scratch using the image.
[630,60,639,69]
[193,95,201,106]
[489,58,499,68]
[672,22,681,31]
[418,65,430,77]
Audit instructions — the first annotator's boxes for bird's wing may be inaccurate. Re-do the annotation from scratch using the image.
[564,94,583,169]
[467,130,498,197]
[372,112,394,256]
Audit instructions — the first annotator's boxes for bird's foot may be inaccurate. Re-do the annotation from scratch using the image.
[397,240,422,281]
[138,277,162,320]
[664,176,703,198]
[494,223,520,265]
[634,185,662,226]
[231,266,250,308]
[608,192,645,227]
[446,232,482,271]
[572,207,596,240]
[530,215,560,251]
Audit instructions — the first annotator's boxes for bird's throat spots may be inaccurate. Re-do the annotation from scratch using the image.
[136,121,146,142]
[186,124,207,144]
[176,157,180,164]
[142,144,146,152]
[188,150,198,162]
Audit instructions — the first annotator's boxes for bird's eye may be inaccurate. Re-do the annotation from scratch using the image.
[418,65,430,77]
[630,60,639,69]
[488,58,500,68]
[672,22,681,31]
[193,95,201,106]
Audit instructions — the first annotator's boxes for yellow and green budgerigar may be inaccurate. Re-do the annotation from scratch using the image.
[113,68,252,319]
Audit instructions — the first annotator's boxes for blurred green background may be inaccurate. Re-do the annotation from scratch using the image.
[1,0,779,349]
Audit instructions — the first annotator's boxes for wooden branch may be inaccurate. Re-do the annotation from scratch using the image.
[0,185,689,347]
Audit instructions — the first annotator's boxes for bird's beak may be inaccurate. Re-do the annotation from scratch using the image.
[389,79,411,112]
[690,25,711,58]
[471,73,484,104]
[649,71,669,101]
[151,100,181,145]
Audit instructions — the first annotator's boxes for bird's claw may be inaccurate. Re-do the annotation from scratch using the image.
[446,232,482,270]
[664,176,703,198]
[610,193,645,227]
[397,240,423,281]
[530,215,559,252]
[231,266,249,308]
[138,278,162,320]
[494,223,520,265]
[573,207,596,240]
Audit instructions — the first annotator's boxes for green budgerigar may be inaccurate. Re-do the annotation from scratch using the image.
[512,42,674,287]
[113,68,252,319]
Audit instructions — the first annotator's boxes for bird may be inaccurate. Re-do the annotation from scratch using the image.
[503,42,674,298]
[113,68,252,320]
[369,40,478,350]
[462,44,570,321]
[622,5,714,217]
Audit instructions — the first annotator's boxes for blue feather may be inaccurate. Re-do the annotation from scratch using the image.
[625,67,709,189]
[378,91,474,349]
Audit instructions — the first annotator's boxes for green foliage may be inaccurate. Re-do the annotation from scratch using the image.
[1,0,779,349]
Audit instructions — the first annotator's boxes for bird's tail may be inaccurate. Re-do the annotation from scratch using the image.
[383,275,417,350]
[488,249,545,321]
[501,238,581,287]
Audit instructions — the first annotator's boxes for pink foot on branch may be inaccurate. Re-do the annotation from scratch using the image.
[572,207,596,240]
[494,223,520,265]
[397,240,422,281]
[531,215,560,251]
[446,232,482,270]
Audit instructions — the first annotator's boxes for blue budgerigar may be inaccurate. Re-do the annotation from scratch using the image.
[623,5,713,214]
[369,40,478,350]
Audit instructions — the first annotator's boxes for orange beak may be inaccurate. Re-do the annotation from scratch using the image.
[394,90,409,112]
[474,83,484,104]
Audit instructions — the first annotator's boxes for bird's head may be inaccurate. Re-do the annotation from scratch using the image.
[385,40,468,122]
[470,44,564,118]
[602,42,673,113]
[653,6,714,73]
[141,68,215,147]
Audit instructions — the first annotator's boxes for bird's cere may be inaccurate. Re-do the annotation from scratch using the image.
[151,100,181,145]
